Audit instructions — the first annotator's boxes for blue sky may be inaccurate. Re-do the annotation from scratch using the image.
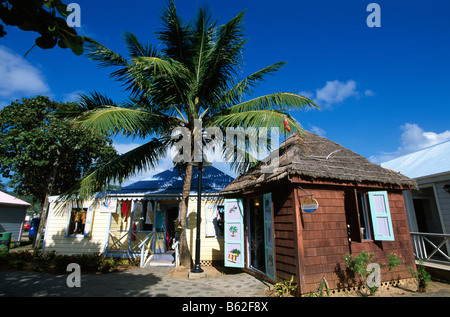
[1,0,449,184]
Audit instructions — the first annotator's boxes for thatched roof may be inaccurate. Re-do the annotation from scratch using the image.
[221,131,416,195]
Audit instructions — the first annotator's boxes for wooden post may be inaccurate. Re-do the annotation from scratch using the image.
[292,187,307,294]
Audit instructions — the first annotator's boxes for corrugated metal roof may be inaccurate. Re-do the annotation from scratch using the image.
[381,140,450,179]
[114,166,234,195]
[0,191,31,207]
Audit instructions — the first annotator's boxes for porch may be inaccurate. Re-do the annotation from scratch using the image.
[104,197,180,268]
[106,229,179,268]
[411,232,450,281]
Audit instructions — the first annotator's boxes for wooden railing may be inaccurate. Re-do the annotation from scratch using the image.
[139,232,156,268]
[410,232,450,263]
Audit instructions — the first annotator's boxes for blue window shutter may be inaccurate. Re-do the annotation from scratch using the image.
[224,199,245,268]
[368,191,395,241]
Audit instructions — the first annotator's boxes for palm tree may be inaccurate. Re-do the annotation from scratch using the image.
[72,1,318,267]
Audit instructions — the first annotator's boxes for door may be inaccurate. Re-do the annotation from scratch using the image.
[224,198,245,268]
[263,193,275,280]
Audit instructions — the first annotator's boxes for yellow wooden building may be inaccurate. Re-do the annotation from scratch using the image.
[43,166,233,267]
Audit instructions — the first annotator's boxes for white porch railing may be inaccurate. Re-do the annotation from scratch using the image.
[139,232,156,268]
[410,232,450,263]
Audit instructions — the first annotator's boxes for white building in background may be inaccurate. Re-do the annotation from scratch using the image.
[382,140,450,263]
[382,140,450,234]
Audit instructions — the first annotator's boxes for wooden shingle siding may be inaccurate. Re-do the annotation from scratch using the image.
[272,187,298,282]
[298,186,416,293]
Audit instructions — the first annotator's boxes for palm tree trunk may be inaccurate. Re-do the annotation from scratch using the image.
[178,162,193,268]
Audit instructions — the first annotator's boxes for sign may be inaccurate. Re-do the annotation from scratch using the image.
[100,198,117,213]
[301,197,319,213]
[224,199,244,268]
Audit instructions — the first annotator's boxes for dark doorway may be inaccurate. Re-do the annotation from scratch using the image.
[166,206,179,250]
[248,197,266,273]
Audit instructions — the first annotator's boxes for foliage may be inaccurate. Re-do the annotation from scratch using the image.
[0,250,135,273]
[0,0,86,55]
[344,251,378,296]
[344,251,374,279]
[68,0,318,267]
[274,276,298,297]
[307,277,330,297]
[0,96,117,209]
[388,252,401,270]
[408,261,431,293]
[344,252,402,296]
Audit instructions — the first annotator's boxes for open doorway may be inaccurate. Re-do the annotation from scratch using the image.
[412,187,442,233]
[247,197,266,273]
[165,205,179,250]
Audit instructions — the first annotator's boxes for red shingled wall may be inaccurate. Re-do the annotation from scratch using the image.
[271,183,416,295]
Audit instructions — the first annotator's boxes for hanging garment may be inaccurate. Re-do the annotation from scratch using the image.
[116,200,123,214]
[145,200,154,225]
[133,200,144,231]
[155,231,165,253]
[133,201,143,218]
[122,200,131,222]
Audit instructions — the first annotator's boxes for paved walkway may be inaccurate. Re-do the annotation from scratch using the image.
[0,266,270,297]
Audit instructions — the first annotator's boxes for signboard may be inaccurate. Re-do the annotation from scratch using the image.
[301,196,319,213]
[100,198,117,213]
[224,199,244,268]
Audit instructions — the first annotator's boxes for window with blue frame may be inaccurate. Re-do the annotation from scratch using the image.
[347,190,395,242]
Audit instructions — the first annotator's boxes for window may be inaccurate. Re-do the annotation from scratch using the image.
[345,190,394,242]
[67,208,93,237]
[205,205,224,238]
[357,193,372,240]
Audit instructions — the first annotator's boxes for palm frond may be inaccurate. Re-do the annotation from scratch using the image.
[196,10,247,106]
[224,92,318,114]
[210,109,302,132]
[69,138,168,199]
[84,38,128,68]
[156,0,192,63]
[210,62,288,112]
[75,106,182,138]
[123,31,159,58]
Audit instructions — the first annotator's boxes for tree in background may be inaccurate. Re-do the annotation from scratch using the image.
[0,0,85,55]
[72,1,318,267]
[0,96,117,249]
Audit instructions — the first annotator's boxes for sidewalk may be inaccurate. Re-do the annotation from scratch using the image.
[1,263,450,297]
[0,266,270,297]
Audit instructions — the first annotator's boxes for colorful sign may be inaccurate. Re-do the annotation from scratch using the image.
[224,199,244,268]
[301,197,319,213]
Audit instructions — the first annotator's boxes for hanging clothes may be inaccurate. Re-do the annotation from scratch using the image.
[133,200,143,231]
[116,200,123,214]
[145,200,154,225]
[155,231,165,253]
[121,200,131,222]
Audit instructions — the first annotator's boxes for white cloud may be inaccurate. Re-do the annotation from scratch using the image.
[370,123,450,164]
[0,46,50,102]
[364,89,375,97]
[399,123,450,154]
[315,80,358,105]
[310,125,327,137]
[63,90,86,103]
[299,80,374,109]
